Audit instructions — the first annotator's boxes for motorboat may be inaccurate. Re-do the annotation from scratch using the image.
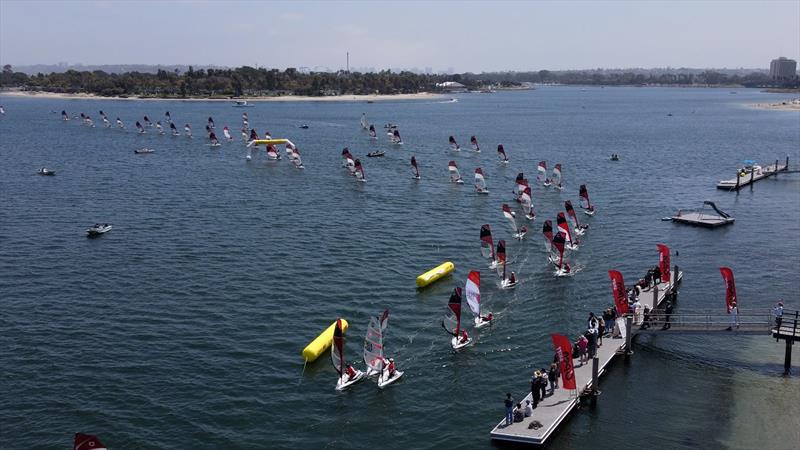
[366,151,385,158]
[232,100,255,107]
[86,223,112,236]
[37,168,56,176]
[134,148,155,154]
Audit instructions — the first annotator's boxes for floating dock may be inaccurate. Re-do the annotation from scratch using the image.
[671,212,734,228]
[716,158,788,190]
[490,269,682,445]
[671,201,734,228]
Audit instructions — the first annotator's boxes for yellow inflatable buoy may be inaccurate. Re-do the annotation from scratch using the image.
[252,139,290,145]
[416,261,455,288]
[302,319,348,362]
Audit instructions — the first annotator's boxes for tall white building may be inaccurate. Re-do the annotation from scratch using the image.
[769,57,797,80]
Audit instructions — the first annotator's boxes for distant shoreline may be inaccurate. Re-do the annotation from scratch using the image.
[0,90,446,102]
[749,99,800,111]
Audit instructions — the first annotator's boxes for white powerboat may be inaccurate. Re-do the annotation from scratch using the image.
[86,223,112,236]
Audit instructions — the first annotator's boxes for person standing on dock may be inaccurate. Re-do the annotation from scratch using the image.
[726,301,739,331]
[504,393,514,426]
[662,298,674,330]
[531,371,542,407]
[653,265,662,285]
[548,363,559,394]
[577,335,588,365]
[538,369,548,399]
[774,301,784,329]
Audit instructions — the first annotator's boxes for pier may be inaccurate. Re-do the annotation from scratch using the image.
[489,272,797,446]
[716,157,790,191]
[489,268,681,445]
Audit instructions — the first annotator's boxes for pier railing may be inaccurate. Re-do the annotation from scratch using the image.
[636,310,774,335]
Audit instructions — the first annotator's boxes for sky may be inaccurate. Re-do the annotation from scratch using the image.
[1,0,799,72]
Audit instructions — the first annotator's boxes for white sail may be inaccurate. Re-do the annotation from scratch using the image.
[465,271,481,318]
[223,127,232,140]
[502,204,518,233]
[448,161,462,183]
[474,168,487,192]
[363,310,389,374]
[360,113,369,130]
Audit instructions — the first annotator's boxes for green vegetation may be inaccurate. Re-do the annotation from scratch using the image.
[1,64,797,97]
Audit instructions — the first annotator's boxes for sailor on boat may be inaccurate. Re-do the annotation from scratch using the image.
[384,358,397,379]
[480,313,493,324]
[346,364,358,382]
[459,330,470,345]
[509,272,517,285]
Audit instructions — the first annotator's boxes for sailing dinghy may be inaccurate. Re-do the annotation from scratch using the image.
[391,129,403,145]
[333,318,365,391]
[266,144,280,160]
[354,159,366,182]
[480,224,499,269]
[474,168,488,193]
[360,113,369,130]
[496,240,518,289]
[449,161,464,184]
[497,144,509,163]
[521,186,535,220]
[135,121,145,133]
[542,220,554,253]
[550,232,573,277]
[116,117,124,129]
[363,310,403,388]
[290,148,305,169]
[557,212,579,250]
[449,136,461,152]
[503,204,526,240]
[442,287,472,349]
[411,156,420,180]
[369,125,377,139]
[170,122,180,136]
[565,200,588,235]
[539,162,552,187]
[223,126,233,141]
[466,271,492,328]
[579,184,596,216]
[155,122,165,135]
[552,164,563,190]
[470,136,481,152]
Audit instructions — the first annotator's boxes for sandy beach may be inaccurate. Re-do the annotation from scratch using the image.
[750,98,800,111]
[0,90,446,102]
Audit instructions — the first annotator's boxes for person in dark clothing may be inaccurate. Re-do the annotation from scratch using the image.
[531,372,540,408]
[504,393,514,426]
[662,299,674,329]
[644,270,653,289]
[586,331,597,359]
[548,363,558,394]
[539,369,548,399]
[640,305,652,330]
[653,266,662,285]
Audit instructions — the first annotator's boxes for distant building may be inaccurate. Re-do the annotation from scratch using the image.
[769,57,797,80]
[436,81,467,93]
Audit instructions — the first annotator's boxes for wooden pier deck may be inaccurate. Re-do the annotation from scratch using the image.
[490,270,682,445]
[716,160,788,190]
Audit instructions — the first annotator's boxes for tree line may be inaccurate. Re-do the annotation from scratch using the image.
[1,64,796,97]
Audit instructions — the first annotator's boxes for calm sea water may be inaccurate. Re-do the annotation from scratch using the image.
[1,88,798,449]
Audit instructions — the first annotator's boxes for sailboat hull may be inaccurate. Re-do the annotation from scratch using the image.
[474,317,492,329]
[336,371,364,391]
[451,336,473,350]
[377,370,404,389]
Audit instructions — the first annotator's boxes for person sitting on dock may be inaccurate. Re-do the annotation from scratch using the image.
[513,403,524,422]
[524,399,533,417]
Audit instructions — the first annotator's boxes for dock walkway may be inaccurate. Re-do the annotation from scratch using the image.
[489,270,681,445]
[717,160,788,190]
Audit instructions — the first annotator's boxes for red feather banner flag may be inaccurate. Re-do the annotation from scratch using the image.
[551,333,576,390]
[656,243,671,283]
[720,267,738,313]
[608,270,629,315]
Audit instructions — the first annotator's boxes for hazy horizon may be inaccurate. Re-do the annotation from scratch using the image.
[1,0,798,73]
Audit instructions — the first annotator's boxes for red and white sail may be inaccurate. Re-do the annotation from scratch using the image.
[556,212,573,245]
[448,161,462,183]
[480,224,495,262]
[521,186,535,219]
[496,240,507,279]
[465,271,481,318]
[354,159,366,181]
[551,231,566,268]
[331,319,346,376]
[449,135,460,151]
[266,144,279,160]
[497,144,509,162]
[363,310,389,374]
[74,433,107,450]
[502,203,518,234]
[515,173,529,198]
[542,219,554,252]
[579,184,593,210]
[443,287,464,337]
[537,161,547,182]
[474,168,487,192]
[470,135,480,152]
[565,200,581,228]
[411,156,420,179]
[223,126,232,140]
[552,164,562,186]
